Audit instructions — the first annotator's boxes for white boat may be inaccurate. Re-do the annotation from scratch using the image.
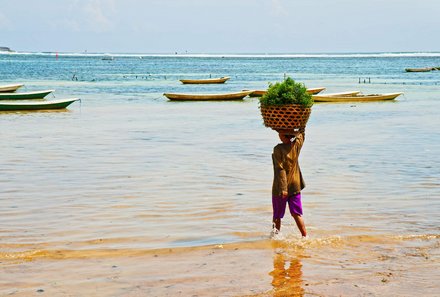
[0,83,24,93]
[0,98,80,111]
[312,92,403,102]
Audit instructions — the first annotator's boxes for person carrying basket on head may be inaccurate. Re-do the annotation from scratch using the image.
[271,128,307,237]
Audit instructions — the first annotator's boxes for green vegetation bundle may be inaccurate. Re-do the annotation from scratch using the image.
[259,77,314,107]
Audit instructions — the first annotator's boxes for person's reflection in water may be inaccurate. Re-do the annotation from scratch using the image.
[269,253,304,297]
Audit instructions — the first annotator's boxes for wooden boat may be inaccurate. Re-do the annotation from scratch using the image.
[312,92,402,102]
[0,90,54,100]
[179,76,230,84]
[246,87,326,97]
[306,87,326,95]
[405,67,433,72]
[0,98,79,111]
[164,90,253,101]
[0,83,24,93]
[313,91,361,97]
[246,90,266,97]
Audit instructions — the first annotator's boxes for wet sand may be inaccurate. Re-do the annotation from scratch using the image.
[2,234,438,296]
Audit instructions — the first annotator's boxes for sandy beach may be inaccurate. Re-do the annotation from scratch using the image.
[2,234,438,296]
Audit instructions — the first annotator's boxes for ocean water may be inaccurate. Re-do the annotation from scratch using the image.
[0,52,439,296]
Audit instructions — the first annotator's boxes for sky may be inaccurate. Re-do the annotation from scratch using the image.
[1,0,439,54]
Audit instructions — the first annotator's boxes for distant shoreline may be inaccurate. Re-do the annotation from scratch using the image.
[1,51,440,59]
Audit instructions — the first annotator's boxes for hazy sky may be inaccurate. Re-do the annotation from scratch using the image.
[1,0,439,53]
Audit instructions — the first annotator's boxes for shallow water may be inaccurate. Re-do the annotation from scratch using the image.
[0,53,439,296]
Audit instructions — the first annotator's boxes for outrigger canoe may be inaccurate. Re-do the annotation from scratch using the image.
[0,83,24,93]
[164,90,253,101]
[0,98,80,111]
[0,90,54,100]
[312,92,403,102]
[246,87,326,97]
[179,76,230,84]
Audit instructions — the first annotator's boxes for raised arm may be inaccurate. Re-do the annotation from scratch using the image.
[291,130,305,154]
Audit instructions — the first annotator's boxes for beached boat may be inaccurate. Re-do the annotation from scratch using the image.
[312,92,402,102]
[246,87,326,97]
[0,90,54,100]
[0,83,24,93]
[164,90,253,101]
[0,98,79,111]
[405,67,433,72]
[179,76,230,84]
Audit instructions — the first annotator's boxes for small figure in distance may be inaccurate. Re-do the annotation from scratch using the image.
[271,128,307,238]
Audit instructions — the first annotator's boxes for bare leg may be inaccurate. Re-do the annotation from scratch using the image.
[292,214,307,237]
[273,218,281,232]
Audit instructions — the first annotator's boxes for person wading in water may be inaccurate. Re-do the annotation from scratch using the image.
[271,129,307,237]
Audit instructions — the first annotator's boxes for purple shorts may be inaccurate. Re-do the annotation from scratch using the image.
[272,193,303,219]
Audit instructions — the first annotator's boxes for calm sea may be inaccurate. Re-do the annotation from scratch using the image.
[1,52,439,296]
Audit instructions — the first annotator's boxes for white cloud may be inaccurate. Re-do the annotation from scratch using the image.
[58,0,116,33]
[83,0,116,32]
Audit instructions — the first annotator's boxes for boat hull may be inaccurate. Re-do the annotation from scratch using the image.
[0,90,54,100]
[405,68,433,72]
[164,90,252,101]
[246,87,326,97]
[312,92,403,102]
[0,83,24,93]
[0,98,79,111]
[306,87,326,95]
[179,77,230,84]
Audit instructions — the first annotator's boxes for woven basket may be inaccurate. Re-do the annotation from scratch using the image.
[260,104,311,131]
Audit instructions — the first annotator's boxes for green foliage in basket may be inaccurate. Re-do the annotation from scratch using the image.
[259,77,313,108]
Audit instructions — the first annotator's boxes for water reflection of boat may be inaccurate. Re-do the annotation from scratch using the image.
[164,90,253,101]
[0,98,79,111]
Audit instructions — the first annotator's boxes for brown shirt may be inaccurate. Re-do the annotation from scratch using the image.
[272,133,305,196]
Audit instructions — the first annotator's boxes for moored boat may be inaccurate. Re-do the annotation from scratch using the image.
[306,87,326,95]
[405,67,433,72]
[246,87,326,97]
[0,90,54,100]
[179,76,230,84]
[164,90,253,101]
[312,92,403,102]
[312,91,361,97]
[0,83,24,93]
[0,98,80,111]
